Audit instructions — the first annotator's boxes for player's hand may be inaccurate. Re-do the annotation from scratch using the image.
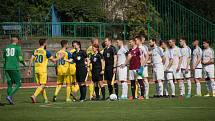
[176,67,180,72]
[100,70,104,75]
[192,65,195,70]
[27,69,32,76]
[113,68,117,73]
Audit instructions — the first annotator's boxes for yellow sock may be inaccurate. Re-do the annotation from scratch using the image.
[42,89,48,100]
[135,84,138,97]
[66,86,71,99]
[89,83,94,98]
[54,85,62,96]
[34,86,43,97]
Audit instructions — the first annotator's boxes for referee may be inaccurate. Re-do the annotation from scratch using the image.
[103,37,118,98]
[72,41,88,102]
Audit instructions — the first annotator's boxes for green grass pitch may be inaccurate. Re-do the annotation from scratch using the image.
[0,84,215,121]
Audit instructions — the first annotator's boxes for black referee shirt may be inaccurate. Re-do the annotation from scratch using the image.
[103,45,117,68]
[72,50,87,67]
[90,53,103,70]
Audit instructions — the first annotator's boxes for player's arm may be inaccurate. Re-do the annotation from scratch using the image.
[101,57,105,74]
[203,50,214,65]
[17,46,26,66]
[177,49,182,71]
[167,49,173,71]
[27,55,35,75]
[143,51,149,66]
[113,47,117,72]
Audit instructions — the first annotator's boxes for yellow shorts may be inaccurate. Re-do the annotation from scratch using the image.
[57,75,70,85]
[35,73,47,85]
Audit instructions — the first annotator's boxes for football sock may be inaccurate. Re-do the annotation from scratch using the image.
[144,80,149,97]
[122,82,128,98]
[54,85,62,96]
[179,81,184,95]
[158,81,163,96]
[155,82,159,95]
[89,83,94,98]
[170,79,175,96]
[101,87,105,99]
[79,85,83,100]
[7,80,13,96]
[164,80,169,96]
[187,79,192,95]
[196,82,201,95]
[8,80,21,96]
[138,79,145,97]
[66,86,71,99]
[131,80,136,98]
[82,85,87,100]
[71,84,79,92]
[42,89,48,100]
[108,84,113,95]
[114,83,119,97]
[206,80,212,93]
[34,86,43,97]
[135,84,138,97]
[95,86,100,99]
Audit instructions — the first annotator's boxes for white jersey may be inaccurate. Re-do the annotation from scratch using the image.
[117,46,128,66]
[152,46,164,65]
[180,46,191,69]
[164,49,174,70]
[139,44,149,65]
[192,47,203,69]
[171,46,182,69]
[203,47,214,69]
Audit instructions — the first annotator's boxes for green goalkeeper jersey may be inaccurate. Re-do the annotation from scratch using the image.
[3,44,25,70]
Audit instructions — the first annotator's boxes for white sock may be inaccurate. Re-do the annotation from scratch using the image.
[179,81,184,96]
[210,80,215,94]
[158,81,163,96]
[187,79,191,95]
[164,80,169,96]
[122,82,128,98]
[196,82,201,96]
[144,80,149,97]
[169,79,175,96]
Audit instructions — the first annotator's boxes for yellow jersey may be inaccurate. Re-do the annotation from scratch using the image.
[69,49,76,75]
[33,47,52,73]
[56,49,72,75]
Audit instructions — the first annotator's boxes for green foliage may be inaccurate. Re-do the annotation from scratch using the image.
[125,0,161,38]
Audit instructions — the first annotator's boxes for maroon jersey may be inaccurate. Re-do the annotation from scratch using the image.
[129,47,142,70]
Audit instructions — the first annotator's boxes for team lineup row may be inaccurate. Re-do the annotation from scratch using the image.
[2,36,215,104]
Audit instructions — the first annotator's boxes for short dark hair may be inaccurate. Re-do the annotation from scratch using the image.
[60,40,68,48]
[135,35,141,40]
[170,38,176,42]
[39,39,47,46]
[105,37,112,42]
[91,38,98,44]
[159,40,166,46]
[180,36,187,42]
[150,38,157,43]
[203,39,210,45]
[101,41,106,48]
[73,40,81,48]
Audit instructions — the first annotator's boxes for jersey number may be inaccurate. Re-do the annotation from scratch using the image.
[35,55,43,63]
[6,48,15,56]
[58,59,65,65]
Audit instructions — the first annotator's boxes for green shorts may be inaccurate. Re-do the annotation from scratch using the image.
[5,70,21,84]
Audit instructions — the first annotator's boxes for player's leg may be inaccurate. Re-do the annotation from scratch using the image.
[208,68,215,97]
[5,71,12,96]
[156,67,164,97]
[77,67,87,101]
[164,72,169,97]
[104,68,113,97]
[94,81,100,100]
[137,74,145,100]
[65,75,71,102]
[70,74,79,101]
[129,70,136,100]
[178,70,184,96]
[203,69,212,97]
[143,66,149,99]
[168,72,175,97]
[87,68,94,100]
[153,70,159,97]
[194,69,202,96]
[118,67,128,99]
[53,75,63,102]
[185,71,192,98]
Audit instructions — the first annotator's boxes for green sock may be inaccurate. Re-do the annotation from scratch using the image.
[9,82,21,96]
[7,80,13,96]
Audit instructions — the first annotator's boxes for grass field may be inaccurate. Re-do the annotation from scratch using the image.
[0,84,215,121]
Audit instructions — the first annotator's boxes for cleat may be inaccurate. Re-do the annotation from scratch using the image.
[66,98,72,102]
[138,96,144,100]
[44,99,49,104]
[171,95,176,98]
[30,96,36,103]
[194,94,202,97]
[153,95,159,98]
[204,93,210,97]
[186,94,191,99]
[80,100,85,102]
[70,93,78,101]
[6,96,14,105]
[145,96,149,100]
[53,96,57,102]
[128,96,134,100]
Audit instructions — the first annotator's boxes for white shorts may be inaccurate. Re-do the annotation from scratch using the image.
[203,65,214,80]
[194,68,202,79]
[117,67,127,81]
[172,69,182,80]
[129,70,143,80]
[143,66,148,78]
[153,64,164,81]
[164,71,174,80]
[181,69,191,79]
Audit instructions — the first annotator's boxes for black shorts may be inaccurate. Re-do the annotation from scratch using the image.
[76,66,87,82]
[92,69,103,82]
[104,67,113,81]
